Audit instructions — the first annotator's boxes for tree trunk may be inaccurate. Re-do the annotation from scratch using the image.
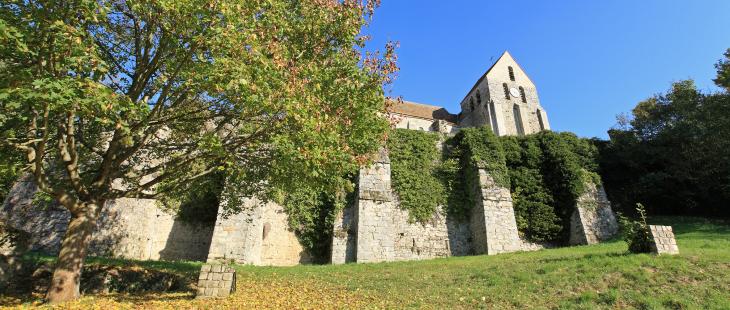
[45,202,101,304]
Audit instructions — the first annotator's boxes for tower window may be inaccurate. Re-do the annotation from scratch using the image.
[470,97,475,111]
[519,86,527,103]
[513,104,525,136]
[476,90,482,105]
[537,109,545,131]
[502,83,510,99]
[508,66,515,81]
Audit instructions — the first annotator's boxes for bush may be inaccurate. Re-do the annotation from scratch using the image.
[618,203,654,253]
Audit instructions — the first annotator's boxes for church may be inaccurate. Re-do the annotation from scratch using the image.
[2,51,618,266]
[391,51,550,136]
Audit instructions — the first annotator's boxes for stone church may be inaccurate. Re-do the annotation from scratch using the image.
[1,52,618,266]
[391,51,550,136]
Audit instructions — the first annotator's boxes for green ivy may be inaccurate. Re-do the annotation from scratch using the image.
[387,129,448,222]
[500,131,602,243]
[387,127,508,223]
[277,177,356,263]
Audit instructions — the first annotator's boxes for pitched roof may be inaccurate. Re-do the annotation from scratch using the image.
[390,100,458,124]
[460,51,535,103]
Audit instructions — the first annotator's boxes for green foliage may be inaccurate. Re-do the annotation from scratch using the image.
[161,172,226,225]
[501,131,601,243]
[715,48,730,91]
[277,182,355,263]
[0,147,22,204]
[600,76,730,217]
[456,127,510,188]
[618,204,654,253]
[387,129,447,222]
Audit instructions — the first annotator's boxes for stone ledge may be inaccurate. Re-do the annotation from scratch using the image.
[196,264,236,298]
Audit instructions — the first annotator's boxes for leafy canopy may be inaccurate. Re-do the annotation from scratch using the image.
[0,0,396,213]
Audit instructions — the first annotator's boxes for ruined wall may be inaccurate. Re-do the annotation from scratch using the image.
[338,149,471,264]
[471,169,542,254]
[569,183,619,245]
[330,204,357,264]
[1,176,214,261]
[206,197,310,266]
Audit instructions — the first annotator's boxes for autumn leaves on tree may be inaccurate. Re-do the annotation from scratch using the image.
[0,0,396,303]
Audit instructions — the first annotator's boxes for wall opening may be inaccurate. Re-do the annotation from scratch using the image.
[513,104,525,136]
[537,109,545,131]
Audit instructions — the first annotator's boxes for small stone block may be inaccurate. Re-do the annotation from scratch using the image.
[223,273,233,281]
[201,265,211,272]
[211,273,222,281]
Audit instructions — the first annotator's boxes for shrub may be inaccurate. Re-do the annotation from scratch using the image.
[618,203,654,253]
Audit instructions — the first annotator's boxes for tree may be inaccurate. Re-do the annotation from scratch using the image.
[600,78,730,217]
[0,0,396,303]
[715,48,730,91]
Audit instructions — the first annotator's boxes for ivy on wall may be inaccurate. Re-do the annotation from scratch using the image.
[387,127,601,244]
[501,131,601,243]
[386,127,508,223]
[387,129,449,222]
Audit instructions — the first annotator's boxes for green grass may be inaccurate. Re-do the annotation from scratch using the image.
[4,216,730,309]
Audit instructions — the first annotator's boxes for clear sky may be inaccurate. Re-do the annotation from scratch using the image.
[363,1,730,138]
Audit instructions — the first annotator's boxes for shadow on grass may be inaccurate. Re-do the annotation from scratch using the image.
[537,251,632,264]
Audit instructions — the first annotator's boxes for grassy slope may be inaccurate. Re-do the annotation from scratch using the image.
[3,216,729,309]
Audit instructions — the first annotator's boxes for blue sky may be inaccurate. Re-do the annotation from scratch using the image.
[363,1,730,138]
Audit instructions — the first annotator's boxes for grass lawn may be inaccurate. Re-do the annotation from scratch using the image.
[2,216,729,309]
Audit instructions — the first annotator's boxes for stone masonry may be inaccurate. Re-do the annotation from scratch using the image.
[196,264,236,298]
[649,225,679,255]
[569,182,619,245]
[206,197,310,266]
[1,176,213,261]
[471,169,540,255]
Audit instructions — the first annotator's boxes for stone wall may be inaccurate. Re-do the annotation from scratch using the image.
[649,225,679,255]
[336,149,472,264]
[206,197,310,266]
[330,203,357,264]
[471,169,542,254]
[1,176,214,261]
[569,182,619,245]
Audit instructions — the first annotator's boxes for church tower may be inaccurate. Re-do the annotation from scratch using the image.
[458,51,550,136]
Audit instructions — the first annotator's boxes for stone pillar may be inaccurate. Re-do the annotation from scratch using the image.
[649,225,679,255]
[569,182,619,245]
[470,168,522,255]
[354,149,396,263]
[330,204,357,264]
[196,264,236,298]
[206,197,264,264]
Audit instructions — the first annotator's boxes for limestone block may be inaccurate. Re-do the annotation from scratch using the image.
[569,183,619,245]
[649,225,679,255]
[196,264,236,299]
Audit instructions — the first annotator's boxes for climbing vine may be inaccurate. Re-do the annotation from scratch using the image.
[387,129,448,222]
[387,127,602,244]
[276,176,356,263]
[501,131,601,243]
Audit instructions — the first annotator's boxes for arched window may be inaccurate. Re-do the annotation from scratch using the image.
[470,97,475,111]
[489,100,499,134]
[476,90,482,105]
[519,86,527,103]
[513,104,525,136]
[508,66,515,81]
[502,83,510,99]
[537,109,545,131]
